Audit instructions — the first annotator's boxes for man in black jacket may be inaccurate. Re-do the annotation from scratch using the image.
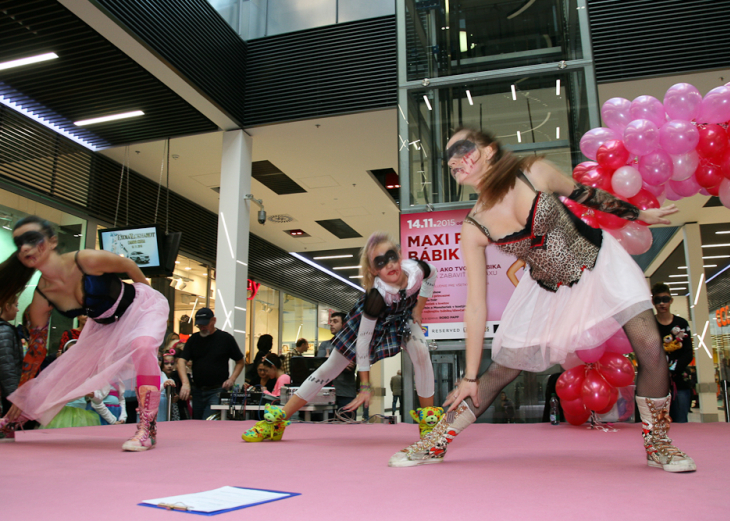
[0,296,22,417]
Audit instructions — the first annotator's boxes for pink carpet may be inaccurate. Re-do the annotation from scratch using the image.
[3,420,726,520]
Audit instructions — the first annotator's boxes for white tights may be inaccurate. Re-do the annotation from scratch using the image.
[295,320,434,403]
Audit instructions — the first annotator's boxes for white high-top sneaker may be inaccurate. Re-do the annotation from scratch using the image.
[636,394,696,472]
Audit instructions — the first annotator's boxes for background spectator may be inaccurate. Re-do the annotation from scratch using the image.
[262,353,291,398]
[0,296,22,417]
[282,338,309,374]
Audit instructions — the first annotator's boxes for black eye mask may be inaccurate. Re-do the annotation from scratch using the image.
[13,231,46,250]
[373,249,399,271]
[446,139,477,161]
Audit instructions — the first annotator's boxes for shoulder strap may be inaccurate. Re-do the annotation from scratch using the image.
[34,286,55,308]
[74,251,89,275]
[464,215,492,239]
[518,171,537,193]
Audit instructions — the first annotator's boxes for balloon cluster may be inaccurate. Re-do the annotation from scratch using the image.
[571,83,730,255]
[555,329,635,426]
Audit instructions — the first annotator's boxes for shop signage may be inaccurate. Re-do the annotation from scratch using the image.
[400,209,521,340]
[247,279,261,300]
[717,305,730,327]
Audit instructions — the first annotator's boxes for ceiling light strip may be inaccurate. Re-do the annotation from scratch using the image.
[74,110,144,126]
[0,95,98,151]
[289,252,364,292]
[0,52,58,71]
[313,255,353,260]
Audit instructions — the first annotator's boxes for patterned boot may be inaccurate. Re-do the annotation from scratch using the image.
[242,404,290,442]
[636,395,696,472]
[389,402,475,467]
[122,385,160,452]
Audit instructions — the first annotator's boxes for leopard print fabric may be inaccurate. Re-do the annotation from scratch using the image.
[467,192,601,292]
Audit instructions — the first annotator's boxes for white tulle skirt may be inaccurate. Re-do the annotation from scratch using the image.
[9,283,168,425]
[492,231,652,372]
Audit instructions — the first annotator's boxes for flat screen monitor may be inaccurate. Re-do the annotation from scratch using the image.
[98,225,180,277]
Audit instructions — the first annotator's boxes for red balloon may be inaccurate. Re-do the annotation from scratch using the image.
[696,124,728,159]
[719,149,730,180]
[595,210,628,230]
[595,386,619,414]
[583,166,614,192]
[561,396,588,416]
[628,188,660,210]
[597,352,635,387]
[581,369,613,411]
[706,183,720,196]
[596,140,630,171]
[573,161,599,183]
[564,410,591,426]
[695,161,725,189]
[556,365,587,401]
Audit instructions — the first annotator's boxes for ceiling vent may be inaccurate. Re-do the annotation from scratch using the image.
[316,219,362,239]
[252,160,307,195]
[268,214,295,224]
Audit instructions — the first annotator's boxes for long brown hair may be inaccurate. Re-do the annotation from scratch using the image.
[454,128,540,210]
[0,216,56,306]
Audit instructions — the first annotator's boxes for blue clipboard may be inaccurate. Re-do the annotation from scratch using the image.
[139,486,301,515]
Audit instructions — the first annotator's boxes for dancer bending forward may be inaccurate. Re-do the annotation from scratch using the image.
[390,128,695,473]
[0,216,168,451]
[243,231,438,442]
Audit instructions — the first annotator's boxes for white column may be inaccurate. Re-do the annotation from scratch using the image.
[217,130,252,386]
[683,223,717,422]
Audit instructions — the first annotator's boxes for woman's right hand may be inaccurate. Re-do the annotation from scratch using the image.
[444,379,479,413]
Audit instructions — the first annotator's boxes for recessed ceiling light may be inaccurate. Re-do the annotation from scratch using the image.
[517,131,522,143]
[74,110,144,126]
[556,79,561,96]
[511,85,517,100]
[704,264,717,268]
[716,231,730,234]
[556,127,560,139]
[333,266,360,270]
[349,275,363,279]
[677,266,687,269]
[0,52,58,71]
[703,255,730,259]
[466,90,473,105]
[701,243,730,248]
[668,274,688,278]
[423,95,432,111]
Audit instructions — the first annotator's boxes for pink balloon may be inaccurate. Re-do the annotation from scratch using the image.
[581,369,613,411]
[597,352,635,387]
[604,329,633,354]
[583,166,614,192]
[698,86,730,124]
[619,222,653,255]
[699,187,712,196]
[611,166,642,197]
[668,174,701,198]
[642,181,664,197]
[573,161,599,183]
[719,178,730,209]
[669,150,700,181]
[556,365,587,401]
[623,119,659,156]
[576,343,607,364]
[659,120,700,154]
[638,150,673,186]
[630,95,667,128]
[580,127,620,160]
[664,181,683,201]
[663,83,702,121]
[601,97,633,133]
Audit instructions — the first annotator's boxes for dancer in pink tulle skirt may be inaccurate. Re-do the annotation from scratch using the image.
[390,128,696,473]
[0,216,168,451]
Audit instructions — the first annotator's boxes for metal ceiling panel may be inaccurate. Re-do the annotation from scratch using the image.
[589,0,730,83]
[0,0,218,147]
[251,160,307,195]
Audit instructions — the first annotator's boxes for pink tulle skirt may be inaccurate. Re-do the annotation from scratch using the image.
[492,231,652,372]
[9,283,168,425]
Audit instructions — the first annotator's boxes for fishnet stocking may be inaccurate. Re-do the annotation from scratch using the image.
[460,361,522,420]
[622,309,669,398]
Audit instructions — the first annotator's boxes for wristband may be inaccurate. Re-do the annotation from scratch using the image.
[359,384,372,392]
[462,377,478,383]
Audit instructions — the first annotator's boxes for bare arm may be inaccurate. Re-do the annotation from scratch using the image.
[445,222,490,412]
[177,357,191,400]
[77,249,149,284]
[527,160,677,225]
[223,358,244,390]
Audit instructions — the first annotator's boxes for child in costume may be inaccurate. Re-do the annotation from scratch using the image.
[243,231,439,442]
[0,216,168,451]
[389,128,695,472]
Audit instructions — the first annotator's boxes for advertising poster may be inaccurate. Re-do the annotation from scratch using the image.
[101,227,160,268]
[400,209,522,340]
